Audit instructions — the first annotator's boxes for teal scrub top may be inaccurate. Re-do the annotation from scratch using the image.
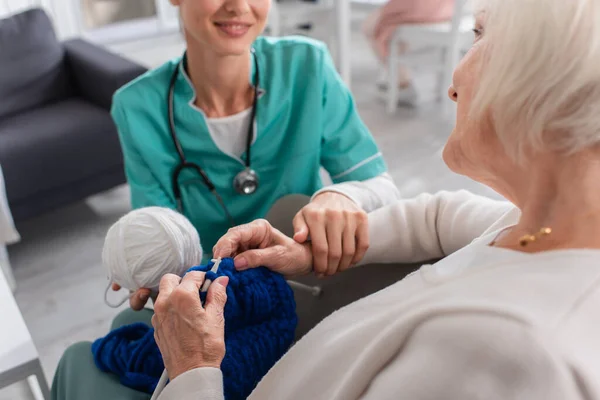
[111,35,387,261]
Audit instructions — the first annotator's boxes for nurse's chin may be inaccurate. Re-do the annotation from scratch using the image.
[212,41,256,57]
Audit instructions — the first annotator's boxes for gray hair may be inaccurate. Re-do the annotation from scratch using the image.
[471,0,600,162]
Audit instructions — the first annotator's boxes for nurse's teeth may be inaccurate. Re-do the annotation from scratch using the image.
[218,24,247,29]
[217,23,250,35]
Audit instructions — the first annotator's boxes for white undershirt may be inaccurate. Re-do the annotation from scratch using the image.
[206,108,253,159]
[204,108,401,212]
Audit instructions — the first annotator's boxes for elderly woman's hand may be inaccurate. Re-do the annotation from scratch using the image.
[293,192,369,277]
[213,219,313,278]
[111,284,151,311]
[151,271,229,380]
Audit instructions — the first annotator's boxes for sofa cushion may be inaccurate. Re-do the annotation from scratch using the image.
[0,8,72,119]
[0,98,124,203]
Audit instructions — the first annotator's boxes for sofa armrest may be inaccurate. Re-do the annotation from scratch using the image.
[64,38,147,110]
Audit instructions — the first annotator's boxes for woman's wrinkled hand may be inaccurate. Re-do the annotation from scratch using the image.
[151,271,229,380]
[111,283,151,311]
[292,192,369,277]
[212,219,313,278]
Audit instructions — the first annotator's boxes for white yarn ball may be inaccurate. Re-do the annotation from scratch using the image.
[102,207,203,291]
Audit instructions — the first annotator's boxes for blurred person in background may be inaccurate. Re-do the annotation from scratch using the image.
[363,0,455,104]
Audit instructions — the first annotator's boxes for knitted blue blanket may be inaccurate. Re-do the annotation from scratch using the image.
[92,258,298,399]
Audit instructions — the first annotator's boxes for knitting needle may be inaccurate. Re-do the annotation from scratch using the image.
[200,257,222,293]
[287,280,322,296]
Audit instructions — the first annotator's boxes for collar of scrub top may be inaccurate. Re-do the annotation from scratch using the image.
[177,49,267,101]
[175,49,266,157]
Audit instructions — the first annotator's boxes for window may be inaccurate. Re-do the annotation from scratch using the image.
[80,0,157,29]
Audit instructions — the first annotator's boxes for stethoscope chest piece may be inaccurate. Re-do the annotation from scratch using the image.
[234,168,259,195]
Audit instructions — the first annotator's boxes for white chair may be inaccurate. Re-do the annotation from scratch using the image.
[349,0,387,21]
[266,0,335,38]
[386,0,473,114]
[265,0,352,86]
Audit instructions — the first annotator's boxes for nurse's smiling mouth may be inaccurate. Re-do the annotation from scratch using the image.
[214,21,252,38]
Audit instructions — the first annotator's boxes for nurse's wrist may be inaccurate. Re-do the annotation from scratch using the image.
[310,189,361,209]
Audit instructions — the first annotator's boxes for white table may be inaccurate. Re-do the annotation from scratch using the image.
[0,245,15,293]
[0,267,50,399]
[0,164,21,293]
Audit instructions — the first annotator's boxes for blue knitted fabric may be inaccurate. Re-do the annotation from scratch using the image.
[91,323,164,393]
[92,258,297,399]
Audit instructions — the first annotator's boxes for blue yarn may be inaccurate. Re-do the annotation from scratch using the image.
[92,258,297,399]
[91,323,164,393]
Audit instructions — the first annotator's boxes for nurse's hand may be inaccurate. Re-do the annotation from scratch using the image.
[212,219,313,278]
[111,283,151,311]
[293,192,369,277]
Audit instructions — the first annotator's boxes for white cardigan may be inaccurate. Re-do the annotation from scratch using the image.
[159,190,600,400]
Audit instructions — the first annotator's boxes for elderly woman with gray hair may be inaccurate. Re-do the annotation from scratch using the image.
[53,0,600,398]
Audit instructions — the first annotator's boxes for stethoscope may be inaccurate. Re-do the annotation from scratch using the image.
[167,49,260,226]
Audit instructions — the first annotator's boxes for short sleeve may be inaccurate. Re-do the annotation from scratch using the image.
[359,313,582,400]
[318,46,387,183]
[111,95,175,210]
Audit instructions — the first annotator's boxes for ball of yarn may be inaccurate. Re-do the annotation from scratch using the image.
[92,258,298,400]
[102,207,202,291]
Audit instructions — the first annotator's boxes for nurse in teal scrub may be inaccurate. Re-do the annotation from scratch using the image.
[110,0,400,310]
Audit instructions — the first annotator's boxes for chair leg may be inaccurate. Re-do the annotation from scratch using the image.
[377,67,387,84]
[288,280,323,296]
[28,360,50,400]
[335,0,351,87]
[387,37,399,114]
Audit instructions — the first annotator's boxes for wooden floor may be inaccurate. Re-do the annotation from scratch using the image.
[0,29,500,399]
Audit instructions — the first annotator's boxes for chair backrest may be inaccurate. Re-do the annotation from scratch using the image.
[0,8,72,119]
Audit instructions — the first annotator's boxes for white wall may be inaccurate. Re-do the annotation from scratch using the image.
[0,0,81,39]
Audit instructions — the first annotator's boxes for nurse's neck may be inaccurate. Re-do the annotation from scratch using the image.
[185,43,254,118]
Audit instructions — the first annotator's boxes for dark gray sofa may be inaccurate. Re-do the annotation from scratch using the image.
[0,8,147,221]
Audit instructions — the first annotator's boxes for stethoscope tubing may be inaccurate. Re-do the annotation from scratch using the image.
[167,49,260,227]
